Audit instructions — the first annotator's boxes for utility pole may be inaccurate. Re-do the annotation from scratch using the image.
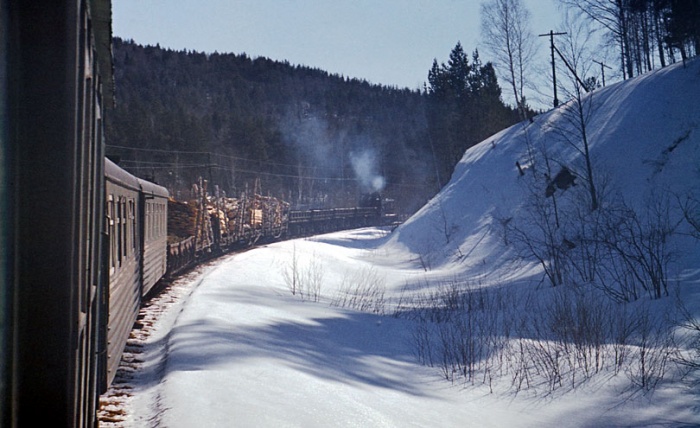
[539,30,567,107]
[593,60,612,87]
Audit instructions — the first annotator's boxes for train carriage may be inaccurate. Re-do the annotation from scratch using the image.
[138,178,169,296]
[104,159,143,387]
[104,159,168,386]
[2,0,114,425]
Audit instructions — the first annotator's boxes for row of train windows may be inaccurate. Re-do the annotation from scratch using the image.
[107,194,136,275]
[145,200,166,241]
[107,195,167,275]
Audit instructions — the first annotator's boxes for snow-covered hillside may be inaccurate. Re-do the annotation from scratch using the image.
[391,57,699,283]
[100,59,700,427]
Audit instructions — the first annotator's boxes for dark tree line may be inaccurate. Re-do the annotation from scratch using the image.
[106,39,519,213]
[426,43,521,186]
[107,39,435,213]
[563,0,700,79]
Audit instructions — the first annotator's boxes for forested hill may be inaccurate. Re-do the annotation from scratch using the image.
[106,38,518,213]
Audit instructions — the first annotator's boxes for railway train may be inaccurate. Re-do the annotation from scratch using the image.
[103,158,389,390]
[1,2,391,425]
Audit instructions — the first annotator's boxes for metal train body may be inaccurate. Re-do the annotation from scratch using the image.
[104,159,168,386]
[2,0,114,425]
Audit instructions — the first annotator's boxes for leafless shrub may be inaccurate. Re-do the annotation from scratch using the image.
[282,245,324,301]
[504,162,678,303]
[625,302,676,392]
[404,280,679,396]
[331,266,386,314]
[282,244,302,296]
[500,184,563,287]
[571,195,679,302]
[678,193,700,239]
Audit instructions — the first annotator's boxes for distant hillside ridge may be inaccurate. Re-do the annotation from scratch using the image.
[106,38,436,212]
[105,39,521,214]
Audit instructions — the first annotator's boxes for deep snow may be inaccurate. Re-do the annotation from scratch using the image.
[99,59,700,427]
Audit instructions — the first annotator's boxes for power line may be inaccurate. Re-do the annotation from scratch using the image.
[117,158,428,190]
[119,160,351,181]
[552,43,589,92]
[106,144,337,172]
[108,145,433,192]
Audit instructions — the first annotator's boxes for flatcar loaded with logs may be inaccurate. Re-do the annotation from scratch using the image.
[165,179,392,277]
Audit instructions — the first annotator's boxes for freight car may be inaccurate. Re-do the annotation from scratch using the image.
[164,186,388,279]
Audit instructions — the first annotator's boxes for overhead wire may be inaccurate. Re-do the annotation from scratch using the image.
[108,145,432,190]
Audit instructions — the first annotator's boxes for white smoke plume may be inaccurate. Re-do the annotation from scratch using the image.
[350,149,385,193]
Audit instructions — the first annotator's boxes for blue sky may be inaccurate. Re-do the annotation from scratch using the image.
[113,0,561,104]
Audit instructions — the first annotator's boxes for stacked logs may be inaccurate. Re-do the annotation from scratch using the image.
[206,194,289,236]
[252,194,289,230]
[207,196,241,237]
[167,198,197,241]
[167,178,290,250]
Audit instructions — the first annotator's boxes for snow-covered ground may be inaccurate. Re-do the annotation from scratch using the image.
[100,58,700,427]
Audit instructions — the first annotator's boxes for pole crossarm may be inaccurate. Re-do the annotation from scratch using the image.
[593,60,612,86]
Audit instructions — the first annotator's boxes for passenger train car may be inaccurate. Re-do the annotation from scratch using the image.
[2,0,114,425]
[104,159,168,386]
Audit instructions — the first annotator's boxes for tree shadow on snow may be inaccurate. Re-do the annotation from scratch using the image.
[162,288,435,398]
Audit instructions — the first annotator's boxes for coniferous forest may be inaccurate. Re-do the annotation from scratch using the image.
[106,38,520,214]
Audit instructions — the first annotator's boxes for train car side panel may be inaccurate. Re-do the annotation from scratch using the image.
[5,1,113,426]
[139,178,169,296]
[104,160,142,387]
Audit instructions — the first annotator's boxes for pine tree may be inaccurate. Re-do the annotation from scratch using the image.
[426,43,515,187]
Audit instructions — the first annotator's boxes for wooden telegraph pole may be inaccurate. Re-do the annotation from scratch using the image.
[593,60,612,87]
[539,30,567,107]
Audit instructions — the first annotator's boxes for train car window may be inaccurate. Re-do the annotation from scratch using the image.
[130,199,136,253]
[148,202,153,240]
[121,199,128,260]
[124,199,130,256]
[155,202,159,238]
[156,203,161,237]
[117,197,122,267]
[107,194,115,275]
[147,202,152,241]
[158,203,163,237]
[154,202,158,238]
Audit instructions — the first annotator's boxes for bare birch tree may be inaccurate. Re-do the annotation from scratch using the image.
[553,12,600,211]
[480,0,536,120]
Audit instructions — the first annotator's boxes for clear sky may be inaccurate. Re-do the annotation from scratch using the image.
[113,0,561,103]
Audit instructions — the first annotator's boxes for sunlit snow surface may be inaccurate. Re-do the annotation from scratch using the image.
[103,59,700,427]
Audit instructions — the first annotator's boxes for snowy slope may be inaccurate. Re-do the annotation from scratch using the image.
[389,58,700,283]
[105,231,699,427]
[100,59,700,427]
